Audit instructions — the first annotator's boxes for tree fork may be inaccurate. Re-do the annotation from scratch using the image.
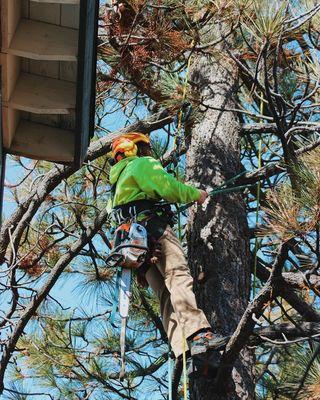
[186,53,254,399]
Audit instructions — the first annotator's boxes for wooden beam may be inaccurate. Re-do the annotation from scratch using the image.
[1,0,21,50]
[0,54,21,102]
[2,108,21,149]
[9,120,75,162]
[8,19,78,61]
[9,73,76,114]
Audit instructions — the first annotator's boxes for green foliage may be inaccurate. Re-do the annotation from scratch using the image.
[276,343,320,399]
[241,0,287,43]
[260,148,320,242]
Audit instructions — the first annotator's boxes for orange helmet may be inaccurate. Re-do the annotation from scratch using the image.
[111,133,150,162]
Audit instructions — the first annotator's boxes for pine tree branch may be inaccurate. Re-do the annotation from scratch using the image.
[292,344,320,400]
[89,109,173,160]
[277,286,320,323]
[281,271,320,292]
[74,355,135,400]
[211,322,320,348]
[0,208,110,394]
[296,137,320,155]
[241,123,278,135]
[239,163,286,185]
[3,387,54,399]
[255,262,320,322]
[250,322,320,345]
[236,132,320,187]
[241,122,320,137]
[107,353,169,380]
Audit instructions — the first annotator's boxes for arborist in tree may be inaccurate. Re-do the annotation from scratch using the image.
[109,132,225,376]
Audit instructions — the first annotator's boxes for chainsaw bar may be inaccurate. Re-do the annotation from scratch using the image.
[119,268,132,318]
[119,268,132,380]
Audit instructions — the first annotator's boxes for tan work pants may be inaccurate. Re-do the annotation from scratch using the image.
[145,226,211,357]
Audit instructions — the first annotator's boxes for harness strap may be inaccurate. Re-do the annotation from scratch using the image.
[112,199,172,221]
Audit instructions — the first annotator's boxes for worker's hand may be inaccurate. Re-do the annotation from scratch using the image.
[197,190,208,205]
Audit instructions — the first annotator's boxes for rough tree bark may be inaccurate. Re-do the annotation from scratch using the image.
[186,54,254,399]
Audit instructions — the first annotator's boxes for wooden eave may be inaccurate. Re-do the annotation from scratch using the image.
[0,0,98,166]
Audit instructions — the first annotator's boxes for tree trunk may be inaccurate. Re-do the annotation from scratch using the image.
[186,54,255,399]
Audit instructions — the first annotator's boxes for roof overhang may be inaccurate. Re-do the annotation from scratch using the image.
[0,0,99,167]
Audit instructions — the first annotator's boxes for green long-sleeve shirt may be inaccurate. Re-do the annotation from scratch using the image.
[109,156,200,207]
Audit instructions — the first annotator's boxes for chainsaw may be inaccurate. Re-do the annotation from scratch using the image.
[106,222,149,379]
